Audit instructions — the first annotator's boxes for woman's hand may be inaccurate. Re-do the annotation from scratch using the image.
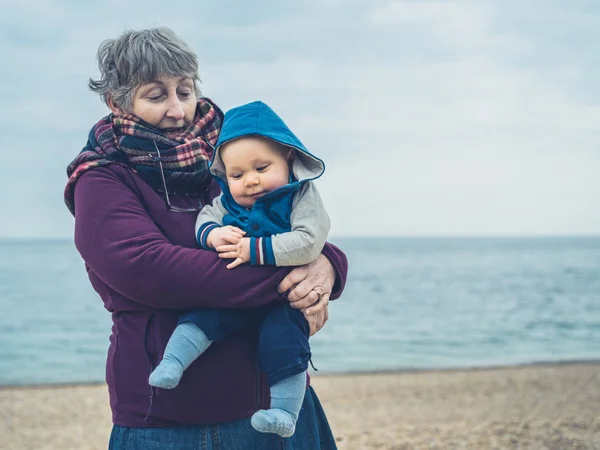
[303,302,329,336]
[278,254,336,316]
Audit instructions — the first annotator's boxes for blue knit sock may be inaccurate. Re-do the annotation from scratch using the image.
[251,372,306,438]
[149,322,212,389]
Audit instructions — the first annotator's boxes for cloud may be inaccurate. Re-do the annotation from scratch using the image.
[1,0,599,237]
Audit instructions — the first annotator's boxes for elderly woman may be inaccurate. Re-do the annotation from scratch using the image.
[64,27,347,449]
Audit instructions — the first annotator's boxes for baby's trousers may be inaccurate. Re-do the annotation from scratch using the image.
[179,302,310,386]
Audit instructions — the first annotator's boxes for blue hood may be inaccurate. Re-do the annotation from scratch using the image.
[210,101,325,184]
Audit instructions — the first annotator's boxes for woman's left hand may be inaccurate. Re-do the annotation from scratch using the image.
[303,302,329,336]
[278,254,335,316]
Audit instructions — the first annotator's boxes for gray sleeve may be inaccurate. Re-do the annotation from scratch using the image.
[271,182,330,266]
[194,194,228,238]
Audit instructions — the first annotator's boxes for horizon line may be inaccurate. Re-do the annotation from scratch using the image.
[1,233,599,242]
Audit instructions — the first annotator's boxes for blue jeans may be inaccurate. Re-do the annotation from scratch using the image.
[108,387,337,449]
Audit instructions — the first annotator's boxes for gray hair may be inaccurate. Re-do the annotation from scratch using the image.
[89,27,201,111]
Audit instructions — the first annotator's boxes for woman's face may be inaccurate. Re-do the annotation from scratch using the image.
[113,75,197,134]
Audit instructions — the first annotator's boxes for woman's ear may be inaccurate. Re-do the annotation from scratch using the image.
[106,95,123,115]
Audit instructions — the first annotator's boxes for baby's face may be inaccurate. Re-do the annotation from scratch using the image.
[220,137,291,208]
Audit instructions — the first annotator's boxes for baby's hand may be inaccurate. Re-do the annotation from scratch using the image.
[206,226,245,249]
[217,237,251,269]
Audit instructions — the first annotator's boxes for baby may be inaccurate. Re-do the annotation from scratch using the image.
[150,101,330,438]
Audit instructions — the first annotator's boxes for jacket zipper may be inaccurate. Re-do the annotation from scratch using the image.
[143,315,156,422]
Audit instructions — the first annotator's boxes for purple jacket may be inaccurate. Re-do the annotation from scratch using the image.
[73,164,348,427]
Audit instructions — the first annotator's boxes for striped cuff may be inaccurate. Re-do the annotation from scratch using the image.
[249,237,276,265]
[196,222,221,249]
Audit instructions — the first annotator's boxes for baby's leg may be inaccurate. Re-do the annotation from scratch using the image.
[149,322,212,389]
[251,304,310,438]
[150,308,261,389]
[251,371,307,438]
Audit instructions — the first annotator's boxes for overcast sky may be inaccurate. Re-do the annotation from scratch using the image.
[2,0,599,238]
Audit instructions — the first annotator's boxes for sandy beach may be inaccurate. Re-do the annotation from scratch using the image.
[1,362,599,449]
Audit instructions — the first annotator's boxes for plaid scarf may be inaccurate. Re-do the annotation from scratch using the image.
[64,97,223,215]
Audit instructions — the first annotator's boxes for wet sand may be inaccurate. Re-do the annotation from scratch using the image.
[1,362,599,449]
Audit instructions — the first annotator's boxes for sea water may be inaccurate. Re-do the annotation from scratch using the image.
[1,237,599,386]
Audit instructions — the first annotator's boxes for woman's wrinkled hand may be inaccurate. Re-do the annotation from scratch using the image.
[278,254,335,316]
[303,301,329,336]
